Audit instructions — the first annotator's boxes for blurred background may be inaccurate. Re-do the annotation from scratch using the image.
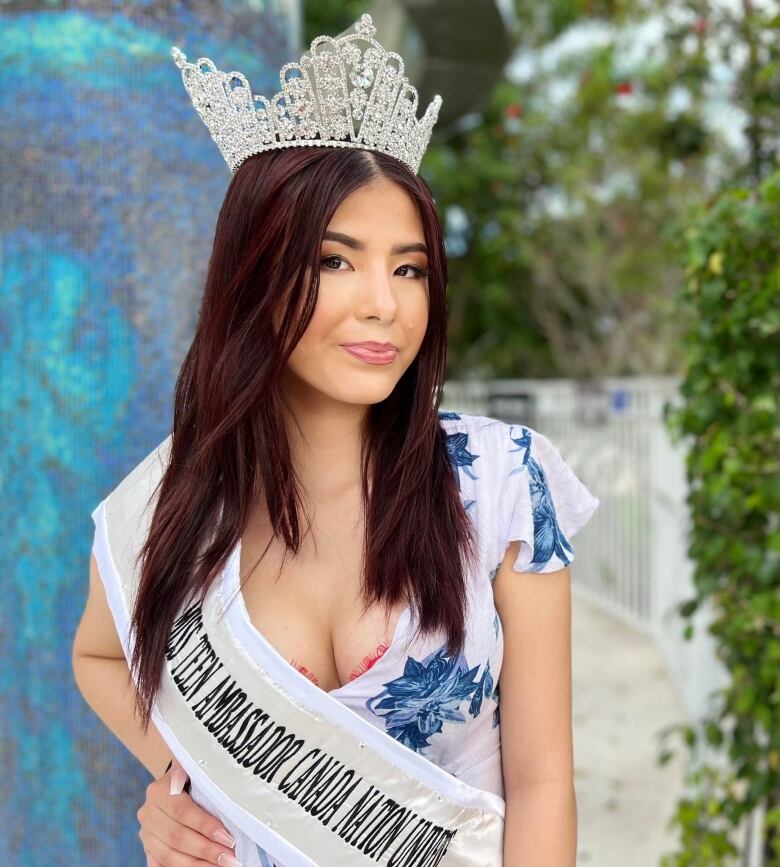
[2,0,778,864]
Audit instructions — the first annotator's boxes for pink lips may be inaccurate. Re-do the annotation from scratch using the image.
[342,344,398,365]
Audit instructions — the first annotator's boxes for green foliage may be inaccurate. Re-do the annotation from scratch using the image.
[421,2,729,378]
[301,0,367,46]
[662,168,780,864]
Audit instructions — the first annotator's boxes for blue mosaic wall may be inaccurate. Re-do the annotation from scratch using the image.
[0,2,300,863]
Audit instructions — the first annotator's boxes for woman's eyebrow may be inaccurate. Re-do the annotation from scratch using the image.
[323,230,427,256]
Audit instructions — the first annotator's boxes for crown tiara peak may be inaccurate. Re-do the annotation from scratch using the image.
[171,13,443,176]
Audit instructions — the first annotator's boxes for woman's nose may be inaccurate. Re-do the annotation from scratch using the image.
[361,269,398,314]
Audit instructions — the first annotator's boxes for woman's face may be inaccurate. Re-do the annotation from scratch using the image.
[281,177,430,410]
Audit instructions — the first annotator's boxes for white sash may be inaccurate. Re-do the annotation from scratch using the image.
[92,437,505,866]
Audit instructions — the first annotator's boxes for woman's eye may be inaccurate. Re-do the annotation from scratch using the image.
[320,255,348,271]
[397,264,430,279]
[319,255,429,279]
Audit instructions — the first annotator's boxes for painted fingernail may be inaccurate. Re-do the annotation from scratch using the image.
[170,767,187,796]
[217,853,243,867]
[212,828,236,848]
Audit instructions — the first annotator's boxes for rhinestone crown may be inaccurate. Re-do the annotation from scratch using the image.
[171,13,443,176]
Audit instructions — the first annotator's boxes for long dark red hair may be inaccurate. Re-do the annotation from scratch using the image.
[129,146,479,731]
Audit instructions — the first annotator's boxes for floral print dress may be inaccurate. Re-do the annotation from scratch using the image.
[247,411,601,867]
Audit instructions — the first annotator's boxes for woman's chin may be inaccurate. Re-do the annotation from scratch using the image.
[327,378,401,406]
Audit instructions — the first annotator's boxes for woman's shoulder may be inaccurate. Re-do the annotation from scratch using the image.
[94,433,173,513]
[436,409,516,483]
[436,409,572,464]
[436,409,510,451]
[437,409,600,572]
[437,409,505,430]
[89,433,174,593]
[437,409,538,467]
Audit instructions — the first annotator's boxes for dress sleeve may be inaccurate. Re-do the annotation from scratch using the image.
[500,423,600,574]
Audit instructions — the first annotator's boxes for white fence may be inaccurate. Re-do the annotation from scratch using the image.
[442,375,762,865]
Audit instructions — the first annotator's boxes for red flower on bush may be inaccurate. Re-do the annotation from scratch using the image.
[615,81,633,95]
[504,102,523,119]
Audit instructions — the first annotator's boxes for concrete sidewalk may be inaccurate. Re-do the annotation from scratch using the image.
[571,594,689,867]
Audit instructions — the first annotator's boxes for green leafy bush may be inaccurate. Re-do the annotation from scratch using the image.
[661,168,780,865]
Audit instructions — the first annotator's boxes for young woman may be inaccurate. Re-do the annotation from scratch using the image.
[72,15,599,867]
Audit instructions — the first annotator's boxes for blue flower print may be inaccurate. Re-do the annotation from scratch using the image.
[443,430,480,491]
[257,847,279,867]
[493,610,500,638]
[366,645,482,753]
[468,660,500,728]
[468,659,494,718]
[508,427,574,571]
[488,557,503,584]
[438,410,461,419]
[507,426,533,474]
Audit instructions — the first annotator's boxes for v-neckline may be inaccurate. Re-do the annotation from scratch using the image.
[221,538,412,697]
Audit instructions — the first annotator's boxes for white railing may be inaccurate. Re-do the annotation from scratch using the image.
[443,377,663,620]
[441,375,727,710]
[442,375,763,865]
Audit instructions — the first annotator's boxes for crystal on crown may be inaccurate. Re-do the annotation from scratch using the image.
[171,13,443,176]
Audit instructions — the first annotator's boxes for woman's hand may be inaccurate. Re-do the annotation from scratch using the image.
[138,757,243,866]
